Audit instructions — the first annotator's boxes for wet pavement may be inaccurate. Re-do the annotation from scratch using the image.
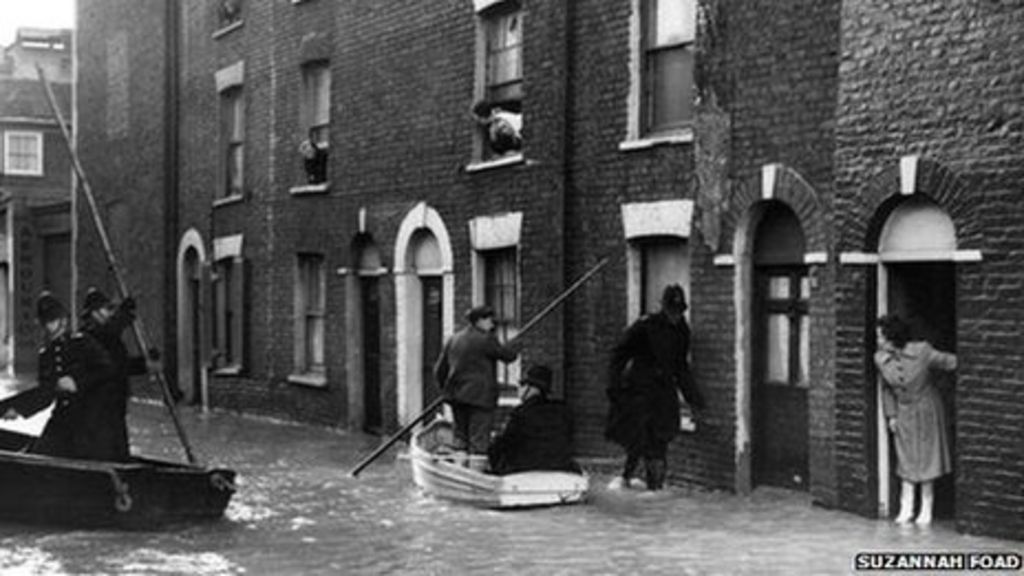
[0,395,1019,575]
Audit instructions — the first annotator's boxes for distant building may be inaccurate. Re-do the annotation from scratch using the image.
[0,28,73,376]
[75,0,1023,541]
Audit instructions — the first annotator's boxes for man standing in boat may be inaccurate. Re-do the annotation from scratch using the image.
[434,305,522,470]
[79,288,160,461]
[488,364,580,475]
[16,292,116,459]
[605,284,705,491]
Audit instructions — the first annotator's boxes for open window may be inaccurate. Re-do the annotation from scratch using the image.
[212,235,247,374]
[472,1,524,163]
[298,61,330,187]
[221,87,245,199]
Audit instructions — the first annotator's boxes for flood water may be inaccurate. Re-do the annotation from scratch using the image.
[0,401,1018,575]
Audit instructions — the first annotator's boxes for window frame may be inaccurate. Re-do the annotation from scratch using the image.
[479,246,520,388]
[212,256,246,373]
[471,1,526,165]
[294,253,327,379]
[641,0,696,136]
[3,131,44,177]
[221,87,245,199]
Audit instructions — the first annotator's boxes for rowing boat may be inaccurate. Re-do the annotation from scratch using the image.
[409,419,588,509]
[0,426,235,529]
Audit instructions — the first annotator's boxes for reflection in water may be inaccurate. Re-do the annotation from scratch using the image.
[0,402,1016,575]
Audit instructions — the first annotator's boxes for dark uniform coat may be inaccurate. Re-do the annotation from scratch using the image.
[434,325,518,409]
[81,303,146,461]
[605,312,704,453]
[29,330,116,460]
[488,395,580,475]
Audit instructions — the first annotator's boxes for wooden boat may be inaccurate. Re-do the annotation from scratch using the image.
[409,419,588,509]
[0,426,235,529]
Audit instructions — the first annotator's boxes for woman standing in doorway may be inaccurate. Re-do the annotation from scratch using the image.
[874,314,957,526]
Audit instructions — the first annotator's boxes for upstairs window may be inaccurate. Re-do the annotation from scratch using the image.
[221,87,245,198]
[642,0,696,135]
[473,3,524,161]
[3,131,43,176]
[299,61,330,185]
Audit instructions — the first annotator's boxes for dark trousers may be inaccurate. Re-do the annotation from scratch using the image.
[450,402,495,454]
[623,441,669,490]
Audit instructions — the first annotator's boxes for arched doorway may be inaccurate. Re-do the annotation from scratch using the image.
[876,194,958,520]
[751,201,809,490]
[176,230,207,408]
[393,203,454,426]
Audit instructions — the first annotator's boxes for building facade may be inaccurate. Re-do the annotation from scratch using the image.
[0,28,73,377]
[75,1,1022,540]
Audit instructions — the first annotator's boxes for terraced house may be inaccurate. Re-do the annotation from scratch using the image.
[74,0,1022,540]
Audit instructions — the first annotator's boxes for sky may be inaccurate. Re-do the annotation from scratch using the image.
[0,0,75,47]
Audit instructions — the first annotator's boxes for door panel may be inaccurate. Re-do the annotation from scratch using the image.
[361,276,382,433]
[753,267,809,490]
[421,276,443,408]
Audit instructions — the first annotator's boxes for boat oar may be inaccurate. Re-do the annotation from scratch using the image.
[36,66,199,466]
[349,255,613,477]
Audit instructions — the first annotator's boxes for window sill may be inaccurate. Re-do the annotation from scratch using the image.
[212,21,244,40]
[618,130,694,152]
[291,0,314,4]
[3,171,43,178]
[213,194,244,208]
[289,183,330,196]
[464,153,525,173]
[213,365,243,377]
[288,373,327,388]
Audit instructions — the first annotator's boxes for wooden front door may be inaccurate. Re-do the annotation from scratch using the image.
[753,266,810,490]
[360,275,382,433]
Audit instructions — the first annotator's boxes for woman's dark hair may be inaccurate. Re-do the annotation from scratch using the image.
[877,314,912,348]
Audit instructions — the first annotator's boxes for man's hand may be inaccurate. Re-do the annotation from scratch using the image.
[57,376,77,393]
[888,417,898,432]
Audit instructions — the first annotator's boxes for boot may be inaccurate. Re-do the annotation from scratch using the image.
[916,481,934,526]
[645,459,667,491]
[894,480,915,524]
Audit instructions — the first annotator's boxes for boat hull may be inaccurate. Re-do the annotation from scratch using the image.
[409,421,588,509]
[0,428,235,529]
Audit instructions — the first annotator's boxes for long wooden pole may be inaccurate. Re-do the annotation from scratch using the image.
[349,255,613,477]
[37,65,198,465]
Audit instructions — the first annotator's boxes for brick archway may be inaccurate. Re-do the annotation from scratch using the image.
[850,156,982,252]
[719,163,827,258]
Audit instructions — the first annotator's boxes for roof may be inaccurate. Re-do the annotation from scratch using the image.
[0,77,70,121]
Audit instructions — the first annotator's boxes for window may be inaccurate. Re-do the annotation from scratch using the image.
[473,3,524,161]
[295,254,326,376]
[641,0,696,135]
[222,88,245,198]
[3,131,43,176]
[759,270,810,387]
[300,62,330,185]
[482,247,519,385]
[636,236,690,318]
[213,257,246,371]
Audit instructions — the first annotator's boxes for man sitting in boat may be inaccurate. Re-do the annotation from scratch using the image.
[5,292,116,459]
[487,365,581,475]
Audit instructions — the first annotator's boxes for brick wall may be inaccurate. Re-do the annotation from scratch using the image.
[836,0,1024,540]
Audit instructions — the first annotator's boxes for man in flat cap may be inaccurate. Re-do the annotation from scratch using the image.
[434,305,522,469]
[605,284,705,490]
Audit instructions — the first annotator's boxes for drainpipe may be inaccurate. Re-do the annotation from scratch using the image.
[561,0,576,402]
[164,0,181,393]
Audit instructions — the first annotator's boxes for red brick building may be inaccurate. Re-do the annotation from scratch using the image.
[75,1,1022,540]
